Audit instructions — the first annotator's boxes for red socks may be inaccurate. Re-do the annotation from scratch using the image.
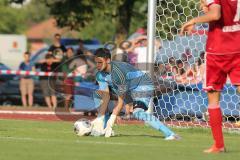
[208,107,224,148]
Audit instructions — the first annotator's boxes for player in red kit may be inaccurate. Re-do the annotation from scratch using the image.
[180,0,240,153]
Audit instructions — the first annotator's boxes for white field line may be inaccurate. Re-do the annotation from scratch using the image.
[0,110,84,116]
[0,136,140,146]
[0,135,211,148]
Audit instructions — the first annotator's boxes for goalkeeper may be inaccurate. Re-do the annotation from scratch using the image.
[91,48,179,140]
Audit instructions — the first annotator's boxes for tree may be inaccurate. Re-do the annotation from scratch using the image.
[0,0,27,34]
[43,0,147,43]
[22,0,50,25]
[43,0,201,42]
[0,0,50,34]
[12,0,200,41]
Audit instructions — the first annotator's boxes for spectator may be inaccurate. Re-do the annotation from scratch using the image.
[165,63,172,77]
[77,39,85,52]
[176,60,185,75]
[37,54,59,109]
[171,65,178,76]
[114,41,130,62]
[155,62,166,76]
[200,51,205,61]
[168,57,176,66]
[70,49,88,80]
[175,59,186,83]
[77,40,95,76]
[133,36,148,71]
[48,33,67,61]
[61,48,75,110]
[195,52,205,82]
[181,49,193,72]
[83,58,95,79]
[19,52,35,107]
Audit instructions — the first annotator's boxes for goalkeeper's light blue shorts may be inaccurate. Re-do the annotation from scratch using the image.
[93,84,154,111]
[125,85,154,111]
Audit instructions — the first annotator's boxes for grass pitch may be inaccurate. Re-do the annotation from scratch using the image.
[0,119,239,160]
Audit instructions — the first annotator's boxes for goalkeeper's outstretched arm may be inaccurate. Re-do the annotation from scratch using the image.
[90,87,110,136]
[104,95,124,137]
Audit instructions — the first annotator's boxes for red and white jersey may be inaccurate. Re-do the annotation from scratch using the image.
[206,0,240,55]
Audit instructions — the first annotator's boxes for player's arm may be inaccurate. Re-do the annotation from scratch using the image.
[90,80,110,136]
[104,95,125,137]
[104,95,124,128]
[112,95,125,116]
[180,3,221,35]
[97,87,110,116]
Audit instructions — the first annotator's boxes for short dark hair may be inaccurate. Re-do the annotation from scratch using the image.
[54,33,61,38]
[176,59,183,65]
[24,51,31,56]
[45,54,54,59]
[95,48,111,59]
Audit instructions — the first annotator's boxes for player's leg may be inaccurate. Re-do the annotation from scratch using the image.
[122,103,133,120]
[131,85,179,140]
[204,91,225,153]
[203,54,227,153]
[132,100,178,140]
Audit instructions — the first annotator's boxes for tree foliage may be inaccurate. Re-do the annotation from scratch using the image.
[22,0,50,25]
[0,0,50,34]
[43,0,200,41]
[43,0,147,43]
[8,0,201,41]
[0,0,26,33]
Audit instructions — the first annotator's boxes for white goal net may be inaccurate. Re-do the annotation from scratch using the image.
[150,0,240,130]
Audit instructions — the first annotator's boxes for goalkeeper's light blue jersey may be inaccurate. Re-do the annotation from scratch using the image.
[96,61,154,96]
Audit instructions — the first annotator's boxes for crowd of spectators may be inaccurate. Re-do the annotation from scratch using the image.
[155,51,205,85]
[18,33,91,109]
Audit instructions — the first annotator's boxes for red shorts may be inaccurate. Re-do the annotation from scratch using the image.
[204,53,240,91]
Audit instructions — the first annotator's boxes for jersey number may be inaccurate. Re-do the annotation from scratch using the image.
[234,0,240,22]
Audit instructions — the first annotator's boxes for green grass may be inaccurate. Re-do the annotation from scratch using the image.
[0,119,239,160]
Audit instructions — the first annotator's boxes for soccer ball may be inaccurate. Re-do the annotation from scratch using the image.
[74,119,92,136]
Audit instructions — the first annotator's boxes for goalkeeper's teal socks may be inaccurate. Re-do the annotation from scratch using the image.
[133,108,174,137]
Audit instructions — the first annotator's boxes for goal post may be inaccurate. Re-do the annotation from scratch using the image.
[147,0,156,76]
[147,0,240,130]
